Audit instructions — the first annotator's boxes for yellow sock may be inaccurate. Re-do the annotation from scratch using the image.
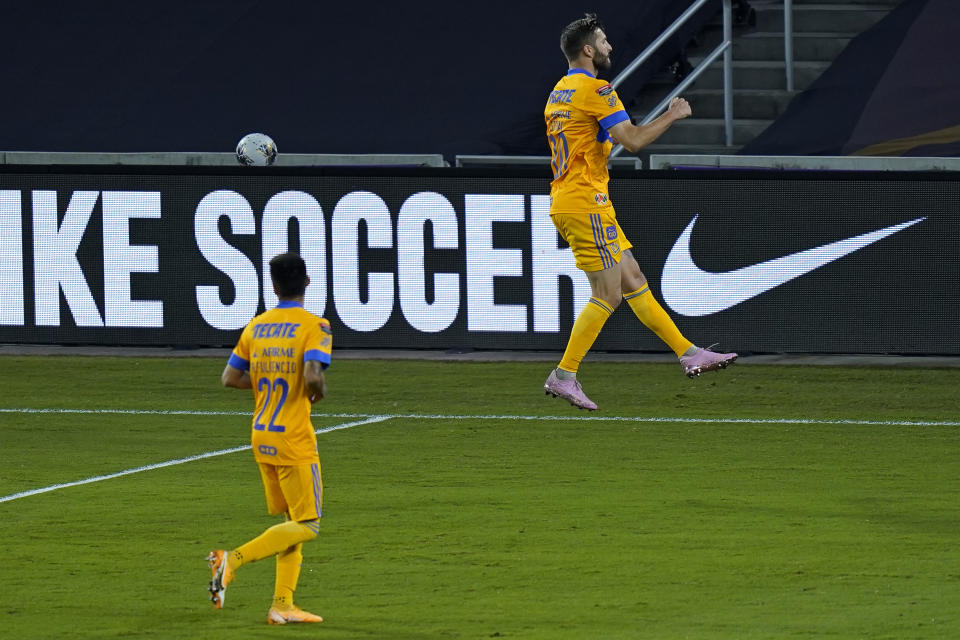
[624,286,693,356]
[232,519,317,567]
[273,543,303,608]
[558,297,614,373]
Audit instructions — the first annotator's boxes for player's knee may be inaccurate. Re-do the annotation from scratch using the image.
[298,518,320,541]
[600,293,622,309]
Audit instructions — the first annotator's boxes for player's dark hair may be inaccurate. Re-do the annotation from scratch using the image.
[269,252,308,298]
[560,13,605,62]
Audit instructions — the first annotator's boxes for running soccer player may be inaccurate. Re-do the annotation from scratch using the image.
[543,13,736,411]
[208,252,332,625]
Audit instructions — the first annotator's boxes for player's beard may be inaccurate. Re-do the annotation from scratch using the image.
[594,51,612,74]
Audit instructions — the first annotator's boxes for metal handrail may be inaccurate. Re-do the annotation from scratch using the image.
[638,41,731,127]
[784,0,794,91]
[610,0,733,157]
[610,0,716,89]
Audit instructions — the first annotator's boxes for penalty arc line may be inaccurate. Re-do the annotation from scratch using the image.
[0,415,392,505]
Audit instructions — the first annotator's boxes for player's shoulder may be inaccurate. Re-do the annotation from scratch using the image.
[566,70,611,87]
[564,73,617,102]
[245,308,272,328]
[579,76,616,97]
[294,307,332,332]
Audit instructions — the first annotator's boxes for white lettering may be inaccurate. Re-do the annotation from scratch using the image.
[195,190,258,330]
[464,194,526,332]
[33,190,103,327]
[332,191,394,332]
[397,192,459,333]
[13,185,586,341]
[530,195,590,331]
[261,191,327,316]
[101,191,163,327]
[0,191,23,325]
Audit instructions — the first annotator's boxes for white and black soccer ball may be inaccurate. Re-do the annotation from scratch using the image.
[236,132,278,166]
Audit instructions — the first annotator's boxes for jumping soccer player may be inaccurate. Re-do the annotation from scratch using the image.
[543,13,736,411]
[208,252,332,625]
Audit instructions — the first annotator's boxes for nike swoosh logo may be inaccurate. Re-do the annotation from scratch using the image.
[661,215,925,316]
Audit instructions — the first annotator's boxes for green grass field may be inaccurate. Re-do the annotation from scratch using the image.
[1,355,958,639]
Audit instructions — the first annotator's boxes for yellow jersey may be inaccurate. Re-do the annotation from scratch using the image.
[228,301,333,465]
[544,68,630,214]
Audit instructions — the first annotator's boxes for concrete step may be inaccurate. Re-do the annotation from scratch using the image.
[617,0,903,160]
[697,28,854,61]
[754,3,893,33]
[639,143,740,156]
[653,118,773,146]
[688,89,799,119]
[628,88,798,120]
[788,0,901,4]
[688,59,829,90]
[620,143,741,168]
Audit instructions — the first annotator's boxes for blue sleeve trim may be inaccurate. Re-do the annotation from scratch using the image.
[227,353,250,371]
[599,110,630,131]
[304,349,331,370]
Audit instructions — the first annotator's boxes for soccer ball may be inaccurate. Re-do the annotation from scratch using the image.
[236,133,278,166]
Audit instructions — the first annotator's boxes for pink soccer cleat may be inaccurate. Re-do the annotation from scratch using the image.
[680,346,738,378]
[543,369,597,411]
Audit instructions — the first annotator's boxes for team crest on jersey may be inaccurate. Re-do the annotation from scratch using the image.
[595,84,614,96]
[605,225,617,240]
[595,193,609,205]
[607,96,618,107]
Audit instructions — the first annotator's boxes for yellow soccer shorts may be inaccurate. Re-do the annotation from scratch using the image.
[551,209,633,272]
[257,461,323,521]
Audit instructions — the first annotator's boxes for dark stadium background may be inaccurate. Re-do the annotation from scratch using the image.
[0,1,717,160]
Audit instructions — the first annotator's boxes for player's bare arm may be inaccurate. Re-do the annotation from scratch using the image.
[304,360,327,403]
[608,96,691,153]
[221,364,252,389]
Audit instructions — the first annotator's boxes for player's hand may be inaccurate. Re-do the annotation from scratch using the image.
[668,96,692,120]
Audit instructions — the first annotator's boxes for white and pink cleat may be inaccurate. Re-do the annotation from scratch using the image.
[543,370,598,411]
[680,346,738,378]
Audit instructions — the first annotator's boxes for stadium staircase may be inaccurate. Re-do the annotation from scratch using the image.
[625,0,905,166]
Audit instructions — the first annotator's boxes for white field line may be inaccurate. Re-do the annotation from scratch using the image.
[2,408,958,505]
[0,415,391,504]
[2,407,959,427]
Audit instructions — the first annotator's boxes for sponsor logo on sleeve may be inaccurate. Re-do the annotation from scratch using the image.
[596,84,614,96]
